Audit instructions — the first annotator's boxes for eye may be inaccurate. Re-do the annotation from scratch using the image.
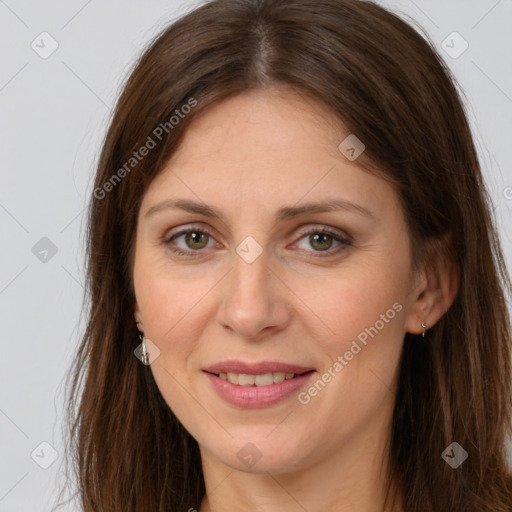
[163,224,352,258]
[293,226,352,257]
[164,227,216,257]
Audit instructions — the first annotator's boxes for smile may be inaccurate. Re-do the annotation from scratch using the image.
[215,371,310,386]
[203,363,316,408]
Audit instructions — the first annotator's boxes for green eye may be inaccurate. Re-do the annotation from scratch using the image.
[164,226,352,258]
[165,228,214,256]
[294,228,351,257]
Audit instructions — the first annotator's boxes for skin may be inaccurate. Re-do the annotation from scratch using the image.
[133,86,457,512]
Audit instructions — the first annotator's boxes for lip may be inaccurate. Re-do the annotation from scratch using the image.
[203,360,316,408]
[203,360,315,375]
[204,372,316,408]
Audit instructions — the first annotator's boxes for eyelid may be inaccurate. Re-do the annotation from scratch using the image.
[163,222,351,242]
[163,223,219,244]
[294,224,352,243]
[163,223,353,257]
[290,225,352,258]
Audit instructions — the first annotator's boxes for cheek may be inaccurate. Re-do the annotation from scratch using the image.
[133,251,224,392]
[292,255,408,417]
[134,248,210,339]
[296,261,407,352]
[133,256,212,421]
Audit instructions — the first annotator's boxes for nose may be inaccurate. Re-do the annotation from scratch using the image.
[216,248,292,340]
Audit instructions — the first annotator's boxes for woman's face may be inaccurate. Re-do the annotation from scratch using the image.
[133,86,422,474]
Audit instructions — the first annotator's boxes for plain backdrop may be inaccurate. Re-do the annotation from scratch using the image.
[1,0,511,510]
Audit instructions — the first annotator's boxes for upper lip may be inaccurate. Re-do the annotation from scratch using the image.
[203,360,315,375]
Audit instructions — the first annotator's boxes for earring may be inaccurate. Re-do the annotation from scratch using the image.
[421,321,428,338]
[139,333,150,365]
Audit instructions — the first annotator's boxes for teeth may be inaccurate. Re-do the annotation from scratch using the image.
[254,373,273,386]
[227,372,239,384]
[273,372,285,383]
[239,374,255,386]
[219,371,296,386]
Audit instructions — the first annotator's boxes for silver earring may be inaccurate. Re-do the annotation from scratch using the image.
[421,321,428,338]
[139,333,150,365]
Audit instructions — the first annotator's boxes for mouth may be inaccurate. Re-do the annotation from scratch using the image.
[202,360,316,408]
[204,369,315,387]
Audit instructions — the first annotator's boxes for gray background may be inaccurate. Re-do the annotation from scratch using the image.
[0,1,511,511]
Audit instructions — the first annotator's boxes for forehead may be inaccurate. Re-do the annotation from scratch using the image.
[168,86,345,166]
[140,86,399,222]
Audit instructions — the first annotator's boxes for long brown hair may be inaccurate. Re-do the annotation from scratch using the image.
[58,0,512,510]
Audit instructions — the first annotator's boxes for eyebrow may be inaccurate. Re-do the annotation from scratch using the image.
[144,199,375,224]
[143,198,374,223]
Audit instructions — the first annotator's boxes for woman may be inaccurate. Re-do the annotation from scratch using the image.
[62,0,512,510]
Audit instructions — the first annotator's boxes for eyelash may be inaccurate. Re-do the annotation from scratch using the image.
[163,225,353,259]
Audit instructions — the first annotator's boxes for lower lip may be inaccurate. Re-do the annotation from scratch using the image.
[204,371,315,408]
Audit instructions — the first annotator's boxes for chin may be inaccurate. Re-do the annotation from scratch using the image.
[202,432,311,474]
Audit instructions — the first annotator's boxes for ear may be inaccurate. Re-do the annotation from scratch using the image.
[134,301,144,333]
[404,237,459,335]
